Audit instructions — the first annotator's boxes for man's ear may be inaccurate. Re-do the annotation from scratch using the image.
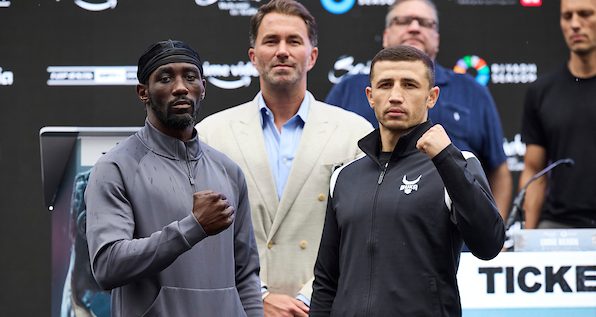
[365,86,374,109]
[248,47,256,65]
[201,79,207,100]
[426,86,440,110]
[137,84,149,104]
[382,28,390,48]
[306,46,319,71]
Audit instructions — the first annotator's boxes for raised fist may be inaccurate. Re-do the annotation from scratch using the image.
[192,190,235,235]
[416,124,452,158]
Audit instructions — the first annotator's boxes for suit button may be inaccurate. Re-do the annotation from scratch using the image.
[299,240,308,250]
[267,241,274,249]
[318,193,326,201]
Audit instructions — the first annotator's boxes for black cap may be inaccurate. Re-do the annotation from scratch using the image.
[137,40,203,84]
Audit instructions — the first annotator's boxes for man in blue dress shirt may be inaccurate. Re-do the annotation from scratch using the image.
[326,0,512,220]
[197,1,372,316]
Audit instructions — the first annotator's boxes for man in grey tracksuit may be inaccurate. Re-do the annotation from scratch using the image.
[310,46,504,316]
[85,40,263,317]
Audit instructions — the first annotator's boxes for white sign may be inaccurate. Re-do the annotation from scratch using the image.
[458,251,596,310]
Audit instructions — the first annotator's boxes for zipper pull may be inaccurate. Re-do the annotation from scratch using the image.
[377,162,389,185]
[185,146,195,186]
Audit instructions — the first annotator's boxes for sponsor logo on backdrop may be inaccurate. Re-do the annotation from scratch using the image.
[328,54,537,86]
[47,62,258,89]
[454,55,491,85]
[456,0,517,5]
[453,55,537,86]
[75,0,117,11]
[321,0,393,15]
[0,0,11,8]
[457,0,542,6]
[0,66,14,86]
[328,56,370,84]
[520,0,542,6]
[321,0,355,14]
[47,66,137,85]
[503,133,525,172]
[194,0,261,17]
[203,61,258,89]
[491,63,537,84]
[195,0,218,5]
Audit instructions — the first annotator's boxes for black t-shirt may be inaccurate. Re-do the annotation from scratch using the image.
[378,152,392,166]
[522,64,596,227]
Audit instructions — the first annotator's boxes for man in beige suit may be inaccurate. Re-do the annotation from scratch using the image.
[197,1,372,316]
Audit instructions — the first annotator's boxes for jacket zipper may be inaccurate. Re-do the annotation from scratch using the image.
[365,161,389,315]
[378,162,389,184]
[185,146,195,186]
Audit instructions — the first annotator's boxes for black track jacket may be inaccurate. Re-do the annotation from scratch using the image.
[310,121,505,317]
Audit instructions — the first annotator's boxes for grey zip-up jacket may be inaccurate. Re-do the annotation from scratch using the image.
[85,121,263,317]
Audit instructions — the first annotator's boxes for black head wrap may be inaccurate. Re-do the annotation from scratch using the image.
[137,40,203,84]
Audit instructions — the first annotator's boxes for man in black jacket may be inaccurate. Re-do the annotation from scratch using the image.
[310,46,505,316]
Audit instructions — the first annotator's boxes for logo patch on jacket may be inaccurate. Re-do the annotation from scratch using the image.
[400,175,421,194]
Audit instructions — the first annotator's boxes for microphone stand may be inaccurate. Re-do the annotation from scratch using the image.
[505,158,574,231]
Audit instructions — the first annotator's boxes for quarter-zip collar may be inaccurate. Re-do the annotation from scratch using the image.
[358,120,433,167]
[137,120,202,161]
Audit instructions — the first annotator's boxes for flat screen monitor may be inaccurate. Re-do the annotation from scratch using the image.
[40,127,139,317]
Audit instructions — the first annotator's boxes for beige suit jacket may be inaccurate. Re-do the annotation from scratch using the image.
[196,92,373,299]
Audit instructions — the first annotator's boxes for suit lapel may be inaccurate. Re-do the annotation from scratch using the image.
[231,99,279,222]
[269,99,337,237]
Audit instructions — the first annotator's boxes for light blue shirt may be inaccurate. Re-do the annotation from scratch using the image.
[258,92,310,200]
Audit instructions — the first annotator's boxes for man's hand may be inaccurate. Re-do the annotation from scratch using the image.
[416,124,452,158]
[264,293,309,317]
[192,190,234,235]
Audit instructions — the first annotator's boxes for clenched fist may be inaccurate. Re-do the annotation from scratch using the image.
[192,190,235,235]
[416,124,452,158]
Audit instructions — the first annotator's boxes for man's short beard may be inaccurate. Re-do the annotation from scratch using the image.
[164,113,195,129]
[572,46,594,56]
[148,99,197,130]
[261,68,301,89]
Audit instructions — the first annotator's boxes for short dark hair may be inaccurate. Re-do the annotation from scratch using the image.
[386,0,439,30]
[370,45,435,88]
[249,0,318,47]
